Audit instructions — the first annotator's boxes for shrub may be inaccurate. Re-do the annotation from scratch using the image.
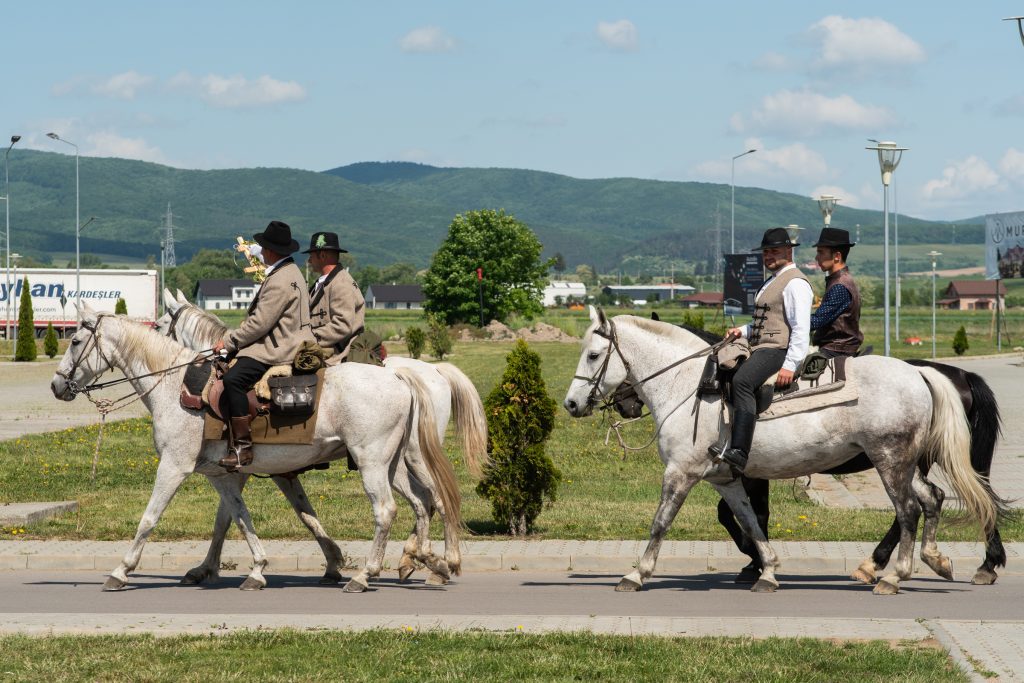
[43,323,59,358]
[426,313,453,360]
[114,298,128,315]
[15,278,36,362]
[952,325,969,356]
[682,310,705,330]
[475,339,561,535]
[405,326,426,360]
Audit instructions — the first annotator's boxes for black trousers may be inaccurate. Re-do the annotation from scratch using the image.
[220,356,270,419]
[730,348,787,453]
[821,348,855,359]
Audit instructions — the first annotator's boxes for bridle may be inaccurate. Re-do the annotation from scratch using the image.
[164,303,189,341]
[54,314,116,396]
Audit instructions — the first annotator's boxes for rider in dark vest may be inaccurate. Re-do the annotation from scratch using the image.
[810,227,863,358]
[713,227,812,475]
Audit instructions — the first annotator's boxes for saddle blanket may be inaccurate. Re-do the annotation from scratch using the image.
[758,357,858,421]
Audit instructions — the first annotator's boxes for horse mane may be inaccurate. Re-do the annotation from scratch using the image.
[619,315,711,347]
[115,315,189,371]
[178,302,229,344]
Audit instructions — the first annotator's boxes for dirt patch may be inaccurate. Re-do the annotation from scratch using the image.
[484,320,517,340]
[516,322,578,342]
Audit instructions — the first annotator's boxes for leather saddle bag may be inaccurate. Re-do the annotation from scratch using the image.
[267,374,319,415]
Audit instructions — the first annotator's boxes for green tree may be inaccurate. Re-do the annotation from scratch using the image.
[423,209,550,325]
[574,264,597,286]
[380,262,421,285]
[114,298,128,315]
[475,340,560,535]
[426,313,453,360]
[552,252,566,275]
[405,326,426,359]
[43,322,59,358]
[165,248,246,299]
[351,265,381,292]
[15,278,36,362]
[952,325,969,356]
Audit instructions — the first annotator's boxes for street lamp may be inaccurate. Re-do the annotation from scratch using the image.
[928,250,942,359]
[1004,16,1024,46]
[4,135,20,341]
[817,195,840,226]
[866,140,907,356]
[46,133,80,325]
[731,149,756,253]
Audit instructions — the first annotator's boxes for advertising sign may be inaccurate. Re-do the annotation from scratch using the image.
[723,253,765,316]
[986,210,1024,280]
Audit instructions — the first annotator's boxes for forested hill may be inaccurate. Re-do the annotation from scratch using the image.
[4,150,976,270]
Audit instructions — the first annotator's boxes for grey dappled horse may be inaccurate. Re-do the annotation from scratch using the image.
[565,308,1003,595]
[52,304,463,593]
[155,289,487,586]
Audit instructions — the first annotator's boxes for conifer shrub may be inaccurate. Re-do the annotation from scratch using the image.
[404,326,426,360]
[14,278,36,362]
[475,339,561,535]
[426,313,453,360]
[43,322,59,358]
[115,298,128,315]
[952,325,969,356]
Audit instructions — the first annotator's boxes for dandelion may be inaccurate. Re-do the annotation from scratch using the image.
[797,515,807,520]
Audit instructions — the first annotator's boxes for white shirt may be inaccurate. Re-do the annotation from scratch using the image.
[739,263,813,373]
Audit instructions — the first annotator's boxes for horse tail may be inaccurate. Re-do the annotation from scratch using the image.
[917,366,1002,537]
[433,362,489,478]
[395,367,463,534]
[964,370,1002,475]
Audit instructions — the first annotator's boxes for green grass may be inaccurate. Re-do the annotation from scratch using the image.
[2,340,1020,543]
[0,631,966,682]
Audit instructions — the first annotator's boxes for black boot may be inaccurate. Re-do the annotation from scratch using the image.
[717,410,757,475]
[220,417,254,472]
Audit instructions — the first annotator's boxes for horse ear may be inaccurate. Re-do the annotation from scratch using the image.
[76,300,98,324]
[162,289,177,310]
[175,289,188,303]
[592,306,608,329]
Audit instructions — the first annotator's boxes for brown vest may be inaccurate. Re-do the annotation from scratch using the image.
[749,266,808,350]
[812,267,863,355]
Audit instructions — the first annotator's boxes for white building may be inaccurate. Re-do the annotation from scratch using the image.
[194,279,259,310]
[542,281,587,306]
[365,284,425,310]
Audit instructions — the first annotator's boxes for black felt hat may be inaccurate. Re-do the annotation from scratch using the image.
[812,227,855,248]
[253,220,300,255]
[756,227,799,250]
[301,231,348,254]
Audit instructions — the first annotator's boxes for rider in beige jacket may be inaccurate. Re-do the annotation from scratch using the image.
[302,231,365,363]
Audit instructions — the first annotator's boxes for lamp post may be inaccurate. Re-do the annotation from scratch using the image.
[866,140,907,356]
[817,195,839,227]
[731,148,756,253]
[46,133,80,324]
[928,250,941,359]
[4,135,20,341]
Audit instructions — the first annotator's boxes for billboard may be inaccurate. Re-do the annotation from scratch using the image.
[986,210,1024,280]
[723,253,765,316]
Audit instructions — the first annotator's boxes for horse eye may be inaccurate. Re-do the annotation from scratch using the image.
[587,351,600,361]
[71,338,81,346]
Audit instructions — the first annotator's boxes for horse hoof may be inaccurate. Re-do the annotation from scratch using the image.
[751,578,778,593]
[872,577,900,595]
[425,572,449,586]
[935,557,955,581]
[735,566,761,584]
[239,577,265,591]
[180,568,209,586]
[615,577,643,592]
[319,571,343,585]
[342,577,369,593]
[971,568,998,586]
[850,568,877,585]
[397,565,415,583]
[102,576,128,591]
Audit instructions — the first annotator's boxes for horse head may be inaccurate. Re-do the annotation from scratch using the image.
[564,306,631,417]
[51,301,115,401]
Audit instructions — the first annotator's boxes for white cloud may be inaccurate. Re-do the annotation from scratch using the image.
[596,20,637,51]
[169,71,306,108]
[751,52,791,71]
[92,71,155,100]
[84,131,167,164]
[399,26,457,53]
[730,89,895,136]
[808,15,925,70]
[999,147,1024,180]
[922,156,1002,201]
[693,138,830,183]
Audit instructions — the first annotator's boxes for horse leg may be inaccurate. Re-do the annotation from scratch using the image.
[391,459,450,585]
[913,471,954,581]
[271,474,345,584]
[181,477,234,585]
[207,475,269,591]
[617,468,696,592]
[714,480,781,593]
[873,466,921,595]
[105,459,192,591]
[973,527,1005,585]
[344,463,399,593]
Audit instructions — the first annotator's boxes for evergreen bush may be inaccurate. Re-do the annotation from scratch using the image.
[952,325,969,356]
[475,339,561,535]
[405,326,426,359]
[43,322,59,358]
[426,313,453,360]
[115,298,128,315]
[14,278,36,362]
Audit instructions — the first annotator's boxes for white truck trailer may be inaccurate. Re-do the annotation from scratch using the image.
[0,268,158,337]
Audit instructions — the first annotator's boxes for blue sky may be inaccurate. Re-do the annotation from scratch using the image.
[8,2,1024,221]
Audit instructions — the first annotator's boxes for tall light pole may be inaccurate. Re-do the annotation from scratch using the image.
[731,148,756,253]
[928,250,941,359]
[894,176,901,343]
[867,140,907,356]
[817,195,839,227]
[46,133,80,324]
[4,135,20,341]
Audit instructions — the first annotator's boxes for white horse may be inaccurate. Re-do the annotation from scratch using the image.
[51,303,464,593]
[156,289,487,586]
[564,308,1001,595]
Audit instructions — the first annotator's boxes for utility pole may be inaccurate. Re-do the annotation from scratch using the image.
[713,204,723,278]
[163,203,177,268]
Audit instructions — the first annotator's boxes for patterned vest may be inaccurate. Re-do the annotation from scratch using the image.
[749,266,809,350]
[812,267,863,355]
